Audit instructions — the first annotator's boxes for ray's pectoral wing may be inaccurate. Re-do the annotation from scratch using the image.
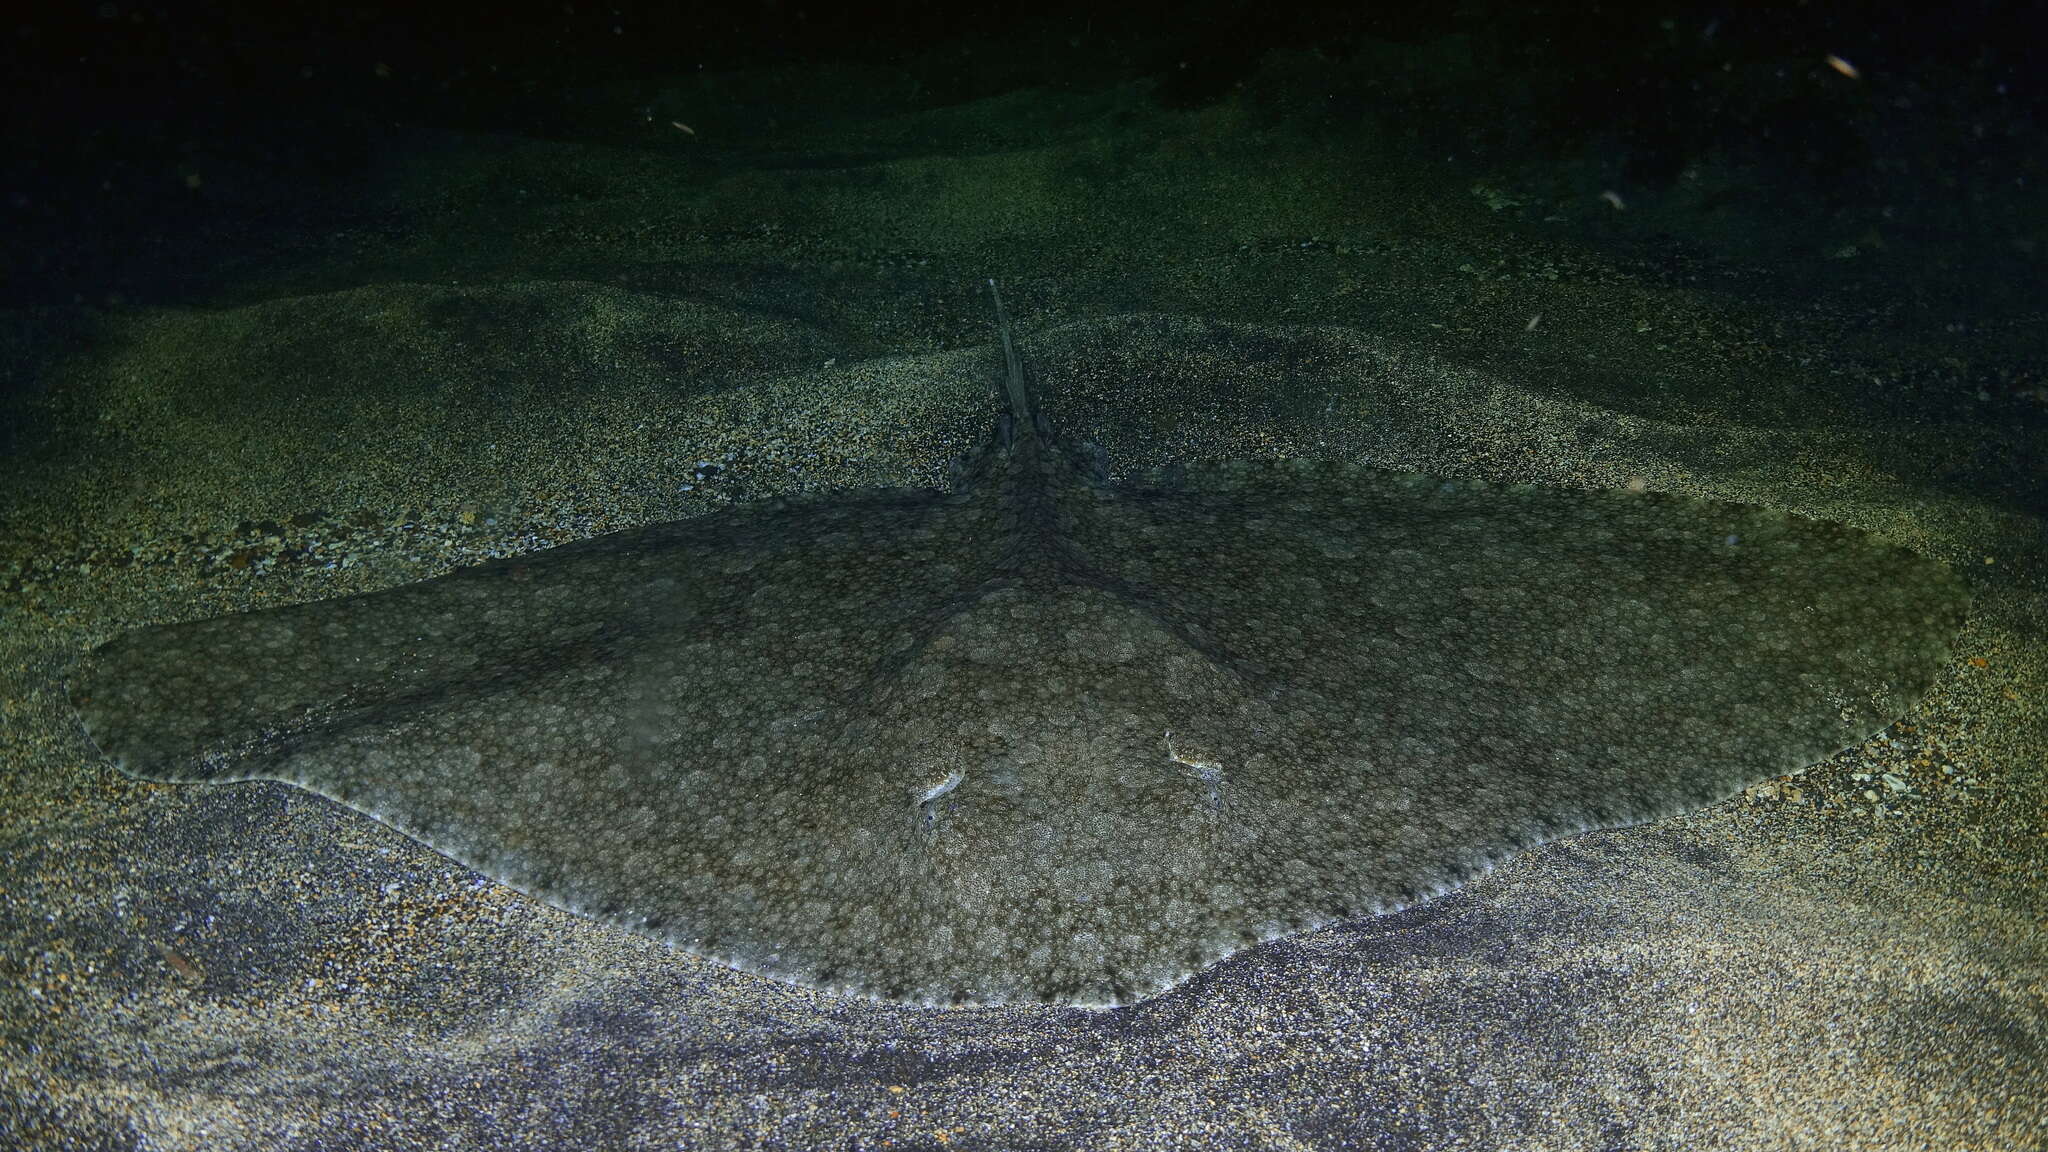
[68,490,986,890]
[1075,462,1967,886]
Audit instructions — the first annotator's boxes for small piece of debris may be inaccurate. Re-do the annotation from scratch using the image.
[152,941,206,987]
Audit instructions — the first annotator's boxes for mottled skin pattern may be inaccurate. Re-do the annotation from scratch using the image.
[70,286,1968,1006]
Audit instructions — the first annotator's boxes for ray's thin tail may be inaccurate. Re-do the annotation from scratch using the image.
[986,279,1029,422]
[987,279,1052,442]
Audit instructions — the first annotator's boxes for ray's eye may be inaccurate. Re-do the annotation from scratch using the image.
[914,769,965,834]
